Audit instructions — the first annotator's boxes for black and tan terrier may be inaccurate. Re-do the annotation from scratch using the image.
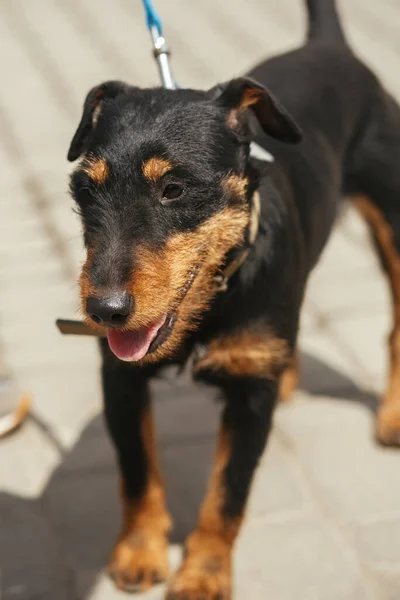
[67,0,400,597]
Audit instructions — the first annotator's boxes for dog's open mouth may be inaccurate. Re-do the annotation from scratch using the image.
[107,312,174,362]
[106,265,200,362]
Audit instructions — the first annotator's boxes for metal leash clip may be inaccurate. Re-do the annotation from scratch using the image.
[143,0,177,90]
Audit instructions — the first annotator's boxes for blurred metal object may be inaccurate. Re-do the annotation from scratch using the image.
[142,0,177,89]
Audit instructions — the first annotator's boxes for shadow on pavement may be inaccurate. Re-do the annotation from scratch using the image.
[0,354,380,599]
[300,352,379,412]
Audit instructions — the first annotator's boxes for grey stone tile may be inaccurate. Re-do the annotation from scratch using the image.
[351,519,400,567]
[370,569,400,600]
[43,468,120,574]
[0,420,60,496]
[235,517,371,600]
[310,224,375,278]
[159,438,216,542]
[0,493,72,600]
[152,373,220,444]
[300,304,318,334]
[17,359,100,447]
[299,327,370,393]
[343,1,400,97]
[247,431,312,519]
[339,205,372,246]
[328,312,390,391]
[299,347,367,398]
[306,265,389,320]
[49,415,115,475]
[277,397,400,521]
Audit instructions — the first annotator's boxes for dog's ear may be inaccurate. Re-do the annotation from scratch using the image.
[67,81,130,161]
[209,77,302,144]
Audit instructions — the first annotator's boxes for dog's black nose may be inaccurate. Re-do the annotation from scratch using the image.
[86,292,133,328]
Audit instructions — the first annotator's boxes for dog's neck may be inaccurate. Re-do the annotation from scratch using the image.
[212,190,261,293]
[212,142,274,293]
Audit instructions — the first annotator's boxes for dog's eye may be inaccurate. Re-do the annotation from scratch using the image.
[161,183,184,205]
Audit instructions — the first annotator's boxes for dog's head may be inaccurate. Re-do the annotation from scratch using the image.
[68,78,301,364]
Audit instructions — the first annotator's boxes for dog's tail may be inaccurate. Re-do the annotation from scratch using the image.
[305,0,347,45]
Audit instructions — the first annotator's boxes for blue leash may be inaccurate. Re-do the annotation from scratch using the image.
[142,0,163,34]
[141,0,177,89]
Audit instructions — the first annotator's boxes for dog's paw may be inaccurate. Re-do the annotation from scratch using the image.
[108,533,169,593]
[166,565,231,600]
[166,532,232,600]
[376,405,400,447]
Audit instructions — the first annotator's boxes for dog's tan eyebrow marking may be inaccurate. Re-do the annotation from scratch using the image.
[142,157,173,182]
[80,157,109,184]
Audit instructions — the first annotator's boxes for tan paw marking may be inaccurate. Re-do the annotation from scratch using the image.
[108,532,169,593]
[166,534,231,600]
[167,566,231,600]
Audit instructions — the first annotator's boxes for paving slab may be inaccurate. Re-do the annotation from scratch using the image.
[0,493,74,600]
[235,517,374,600]
[276,397,400,521]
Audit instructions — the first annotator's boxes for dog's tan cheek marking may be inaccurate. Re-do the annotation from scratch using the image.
[128,246,172,328]
[76,206,250,361]
[127,235,204,332]
[151,207,250,358]
[194,330,290,379]
[353,195,400,444]
[222,173,249,202]
[127,206,250,362]
[80,156,109,184]
[142,157,173,182]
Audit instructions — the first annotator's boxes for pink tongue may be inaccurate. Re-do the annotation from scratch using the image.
[107,314,167,362]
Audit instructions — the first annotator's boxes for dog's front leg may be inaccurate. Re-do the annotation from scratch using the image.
[100,341,171,593]
[167,376,278,600]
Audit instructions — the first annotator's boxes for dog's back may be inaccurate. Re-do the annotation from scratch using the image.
[246,0,397,270]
